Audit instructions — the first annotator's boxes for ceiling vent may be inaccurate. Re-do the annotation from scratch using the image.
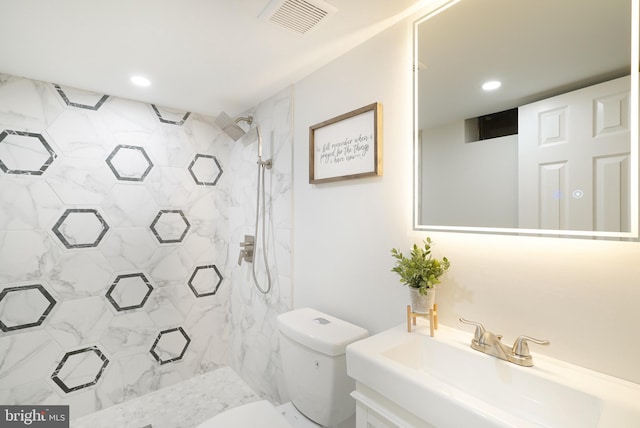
[259,0,337,35]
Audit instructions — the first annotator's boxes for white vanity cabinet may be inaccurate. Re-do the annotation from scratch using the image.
[352,383,435,428]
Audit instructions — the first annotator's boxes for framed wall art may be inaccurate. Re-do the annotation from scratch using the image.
[309,102,382,184]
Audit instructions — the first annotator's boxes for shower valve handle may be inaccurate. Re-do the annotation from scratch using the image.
[240,235,255,247]
[238,235,255,265]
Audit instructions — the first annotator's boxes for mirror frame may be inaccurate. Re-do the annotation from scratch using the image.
[413,0,639,239]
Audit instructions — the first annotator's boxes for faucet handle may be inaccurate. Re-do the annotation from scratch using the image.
[240,235,254,247]
[512,335,550,358]
[459,318,486,345]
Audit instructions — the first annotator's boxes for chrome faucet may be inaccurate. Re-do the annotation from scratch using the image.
[459,318,549,367]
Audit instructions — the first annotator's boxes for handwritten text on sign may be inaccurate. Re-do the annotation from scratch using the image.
[318,133,372,165]
[313,110,375,180]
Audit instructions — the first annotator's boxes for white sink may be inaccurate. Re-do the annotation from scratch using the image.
[347,321,640,428]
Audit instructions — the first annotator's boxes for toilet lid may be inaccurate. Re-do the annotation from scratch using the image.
[195,400,291,428]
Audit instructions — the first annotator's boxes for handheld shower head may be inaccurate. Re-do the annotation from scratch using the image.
[215,111,253,141]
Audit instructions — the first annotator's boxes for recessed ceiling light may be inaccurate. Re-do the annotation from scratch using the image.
[482,80,501,91]
[131,76,151,87]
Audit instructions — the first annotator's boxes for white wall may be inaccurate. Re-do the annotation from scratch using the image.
[293,9,640,384]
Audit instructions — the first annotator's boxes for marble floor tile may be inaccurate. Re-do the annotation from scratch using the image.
[71,366,259,428]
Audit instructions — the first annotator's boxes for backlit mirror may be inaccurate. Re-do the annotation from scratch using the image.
[414,0,639,238]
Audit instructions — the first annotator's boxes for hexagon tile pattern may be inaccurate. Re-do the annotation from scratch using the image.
[149,210,191,244]
[51,346,109,393]
[105,273,153,311]
[105,144,154,182]
[188,265,223,297]
[0,129,57,175]
[149,327,191,365]
[188,154,223,186]
[151,105,191,126]
[54,84,109,111]
[52,208,110,249]
[0,284,57,332]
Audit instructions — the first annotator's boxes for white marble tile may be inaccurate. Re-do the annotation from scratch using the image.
[0,283,57,331]
[149,284,196,320]
[100,184,159,227]
[145,127,196,168]
[182,114,231,154]
[146,247,194,288]
[151,105,190,125]
[55,349,108,391]
[54,85,109,110]
[225,88,293,404]
[0,379,62,406]
[144,166,196,207]
[0,230,59,285]
[100,227,158,271]
[185,187,228,224]
[151,210,191,243]
[45,297,114,348]
[0,177,64,230]
[106,274,152,311]
[144,286,187,328]
[47,252,113,299]
[106,145,154,181]
[119,353,186,399]
[189,155,222,185]
[71,367,259,428]
[100,312,157,358]
[180,302,229,377]
[0,130,54,172]
[151,328,190,363]
[46,108,113,159]
[180,228,228,269]
[0,74,65,131]
[0,330,62,387]
[50,380,116,421]
[0,76,293,421]
[45,156,115,205]
[99,98,159,143]
[53,209,110,248]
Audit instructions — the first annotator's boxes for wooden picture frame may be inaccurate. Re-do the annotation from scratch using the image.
[309,102,382,184]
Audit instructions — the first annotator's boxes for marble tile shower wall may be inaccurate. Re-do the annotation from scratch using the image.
[226,89,293,404]
[0,72,252,418]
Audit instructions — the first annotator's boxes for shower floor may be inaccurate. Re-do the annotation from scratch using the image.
[71,367,260,428]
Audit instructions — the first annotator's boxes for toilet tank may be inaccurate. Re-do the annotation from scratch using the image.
[277,308,369,427]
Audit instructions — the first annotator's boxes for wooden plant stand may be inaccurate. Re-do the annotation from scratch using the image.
[406,304,438,336]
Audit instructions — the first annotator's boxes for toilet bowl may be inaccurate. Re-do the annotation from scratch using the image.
[196,308,368,427]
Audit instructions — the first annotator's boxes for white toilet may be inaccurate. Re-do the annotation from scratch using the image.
[196,308,369,427]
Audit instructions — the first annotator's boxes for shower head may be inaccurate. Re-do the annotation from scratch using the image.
[215,111,253,141]
[215,111,267,163]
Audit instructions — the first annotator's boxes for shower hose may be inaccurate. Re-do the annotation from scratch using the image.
[251,160,272,294]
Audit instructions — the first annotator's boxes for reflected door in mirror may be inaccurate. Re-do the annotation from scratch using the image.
[518,76,631,232]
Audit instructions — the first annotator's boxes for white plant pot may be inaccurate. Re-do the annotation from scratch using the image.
[409,287,436,314]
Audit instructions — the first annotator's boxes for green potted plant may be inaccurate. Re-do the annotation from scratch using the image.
[391,237,450,313]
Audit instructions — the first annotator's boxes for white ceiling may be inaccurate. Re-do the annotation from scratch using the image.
[0,0,426,117]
